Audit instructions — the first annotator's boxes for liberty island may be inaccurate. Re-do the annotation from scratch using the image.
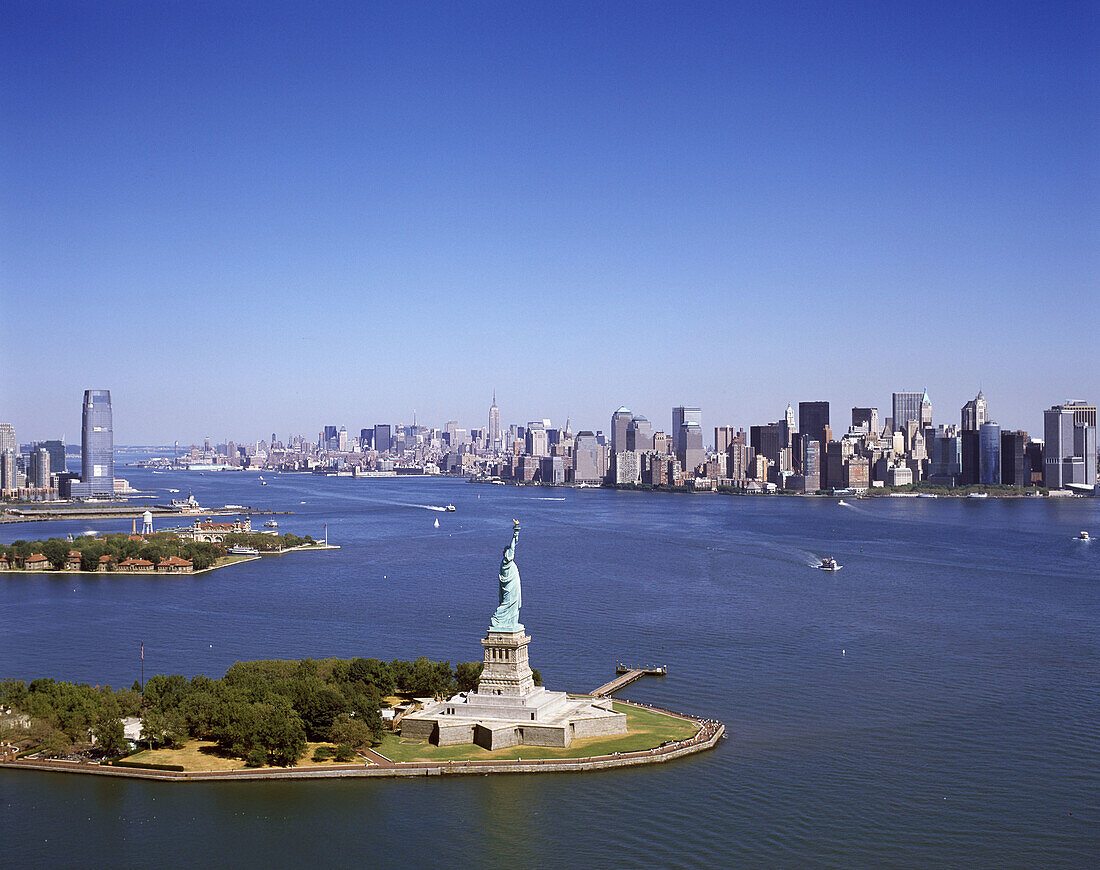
[402,521,632,749]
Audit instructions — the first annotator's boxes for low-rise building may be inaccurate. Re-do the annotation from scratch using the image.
[189,518,252,542]
[156,556,194,574]
[24,553,50,570]
[64,550,82,571]
[97,554,112,571]
[118,557,155,573]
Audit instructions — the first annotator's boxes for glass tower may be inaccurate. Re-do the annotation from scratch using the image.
[80,389,114,495]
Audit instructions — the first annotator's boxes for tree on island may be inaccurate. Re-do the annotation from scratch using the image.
[454,661,483,693]
[1,653,467,765]
[92,714,127,756]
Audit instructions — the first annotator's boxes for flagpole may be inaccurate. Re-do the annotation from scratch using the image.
[140,641,144,692]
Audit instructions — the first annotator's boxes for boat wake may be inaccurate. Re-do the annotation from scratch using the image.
[533,497,566,501]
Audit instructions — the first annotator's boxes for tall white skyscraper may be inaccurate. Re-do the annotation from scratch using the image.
[488,392,501,452]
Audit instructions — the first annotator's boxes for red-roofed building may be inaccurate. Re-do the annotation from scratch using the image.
[24,553,50,570]
[97,554,112,572]
[0,554,10,571]
[117,558,154,573]
[65,550,82,571]
[156,556,194,574]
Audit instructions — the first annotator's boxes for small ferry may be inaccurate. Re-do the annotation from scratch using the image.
[1077,531,1090,541]
[228,545,259,556]
[264,520,278,528]
[819,557,842,572]
[444,504,456,512]
[967,492,989,499]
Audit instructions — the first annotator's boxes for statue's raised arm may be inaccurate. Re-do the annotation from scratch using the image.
[489,521,523,632]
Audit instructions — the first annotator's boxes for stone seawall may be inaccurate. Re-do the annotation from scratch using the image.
[0,726,722,782]
[0,702,724,783]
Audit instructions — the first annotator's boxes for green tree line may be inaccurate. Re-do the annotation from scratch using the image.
[0,529,316,572]
[0,655,510,767]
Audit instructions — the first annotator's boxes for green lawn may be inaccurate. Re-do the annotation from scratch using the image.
[380,702,698,763]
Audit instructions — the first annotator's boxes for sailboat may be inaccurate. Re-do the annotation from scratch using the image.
[433,518,440,529]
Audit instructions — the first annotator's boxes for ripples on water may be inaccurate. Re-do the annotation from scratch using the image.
[1,472,1098,868]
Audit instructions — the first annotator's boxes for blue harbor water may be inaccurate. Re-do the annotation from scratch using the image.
[1,468,1098,868]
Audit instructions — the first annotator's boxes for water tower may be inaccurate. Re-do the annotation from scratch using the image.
[141,510,153,536]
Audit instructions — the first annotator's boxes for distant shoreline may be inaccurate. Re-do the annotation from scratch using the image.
[0,545,339,575]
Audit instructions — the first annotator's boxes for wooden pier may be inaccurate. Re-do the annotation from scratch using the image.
[591,663,668,698]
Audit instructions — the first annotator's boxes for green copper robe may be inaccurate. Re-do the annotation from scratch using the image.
[490,524,522,631]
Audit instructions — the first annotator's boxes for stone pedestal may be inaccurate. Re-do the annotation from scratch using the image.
[400,630,628,750]
[477,629,534,697]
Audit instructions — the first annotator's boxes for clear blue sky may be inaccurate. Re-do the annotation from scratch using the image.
[2,1,1096,444]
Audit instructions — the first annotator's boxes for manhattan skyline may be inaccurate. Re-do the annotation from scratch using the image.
[3,2,1097,442]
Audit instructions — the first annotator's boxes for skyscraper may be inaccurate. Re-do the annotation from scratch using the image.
[672,406,702,453]
[961,391,988,431]
[1043,402,1098,489]
[677,423,704,475]
[798,402,830,444]
[572,431,604,484]
[611,407,633,453]
[627,415,653,452]
[525,421,548,457]
[488,392,501,451]
[714,426,737,454]
[71,389,114,499]
[0,449,15,494]
[851,407,879,435]
[892,392,923,433]
[0,423,15,454]
[373,424,392,454]
[31,447,50,488]
[1000,430,1030,486]
[979,422,1001,485]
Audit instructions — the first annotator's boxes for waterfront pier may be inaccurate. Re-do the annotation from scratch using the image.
[592,664,667,698]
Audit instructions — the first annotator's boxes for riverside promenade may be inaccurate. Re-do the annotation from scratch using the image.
[0,700,723,782]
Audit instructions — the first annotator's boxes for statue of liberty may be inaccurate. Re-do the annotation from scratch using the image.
[490,520,523,631]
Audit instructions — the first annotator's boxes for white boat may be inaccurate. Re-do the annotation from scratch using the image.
[918,493,938,499]
[1077,531,1090,541]
[967,492,989,499]
[228,545,259,556]
[837,500,848,506]
[264,520,278,528]
[224,504,247,510]
[433,518,440,528]
[444,504,456,512]
[819,557,842,572]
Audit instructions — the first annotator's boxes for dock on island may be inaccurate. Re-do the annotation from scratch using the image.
[592,663,668,698]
